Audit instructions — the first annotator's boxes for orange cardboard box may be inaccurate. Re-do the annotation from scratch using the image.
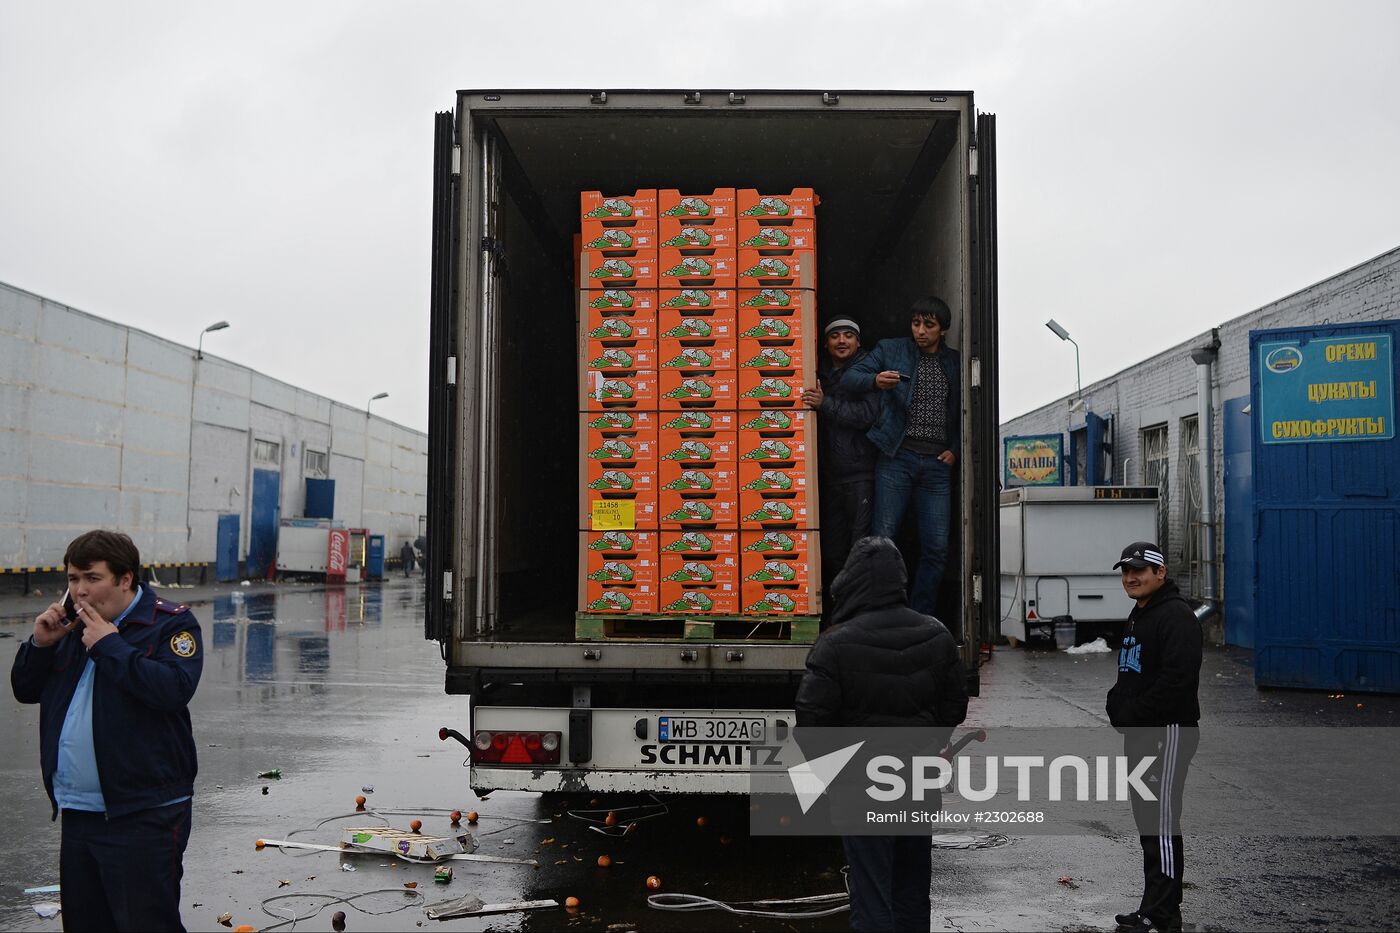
[658,248,737,288]
[660,288,738,313]
[659,429,738,465]
[739,460,813,501]
[739,287,814,321]
[581,189,658,224]
[660,489,739,527]
[741,579,816,615]
[658,581,740,615]
[660,546,740,587]
[581,529,659,556]
[659,409,738,432]
[741,529,814,560]
[740,530,818,614]
[581,218,658,252]
[738,407,812,440]
[582,251,659,289]
[660,529,741,559]
[584,340,657,372]
[738,490,812,528]
[584,425,659,464]
[586,286,658,314]
[658,337,737,371]
[736,250,813,288]
[584,460,657,494]
[581,580,659,614]
[659,369,737,409]
[581,370,658,411]
[737,217,817,250]
[585,409,659,434]
[737,188,819,220]
[659,188,737,224]
[658,307,737,342]
[581,488,658,531]
[658,219,735,250]
[737,369,805,410]
[738,432,809,468]
[584,307,657,343]
[737,338,805,372]
[582,536,659,589]
[659,460,738,495]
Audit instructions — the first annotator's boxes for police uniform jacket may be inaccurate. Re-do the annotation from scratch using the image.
[10,587,203,819]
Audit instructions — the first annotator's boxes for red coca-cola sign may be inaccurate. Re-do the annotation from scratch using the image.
[327,529,349,580]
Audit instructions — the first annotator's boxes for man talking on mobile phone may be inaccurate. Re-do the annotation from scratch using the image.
[11,530,203,931]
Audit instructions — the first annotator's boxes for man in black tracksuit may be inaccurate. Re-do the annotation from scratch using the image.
[1105,541,1203,933]
[796,537,968,932]
[801,318,880,605]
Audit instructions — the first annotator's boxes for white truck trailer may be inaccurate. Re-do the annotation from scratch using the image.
[424,89,1000,795]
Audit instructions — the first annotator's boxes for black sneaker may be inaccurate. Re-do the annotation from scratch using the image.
[1117,915,1182,933]
[1115,910,1143,927]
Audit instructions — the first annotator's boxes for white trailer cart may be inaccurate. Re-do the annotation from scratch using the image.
[999,486,1160,644]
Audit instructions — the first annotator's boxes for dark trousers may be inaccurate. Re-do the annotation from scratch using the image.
[871,449,952,616]
[820,477,874,593]
[842,835,931,932]
[61,800,192,932]
[1127,726,1199,927]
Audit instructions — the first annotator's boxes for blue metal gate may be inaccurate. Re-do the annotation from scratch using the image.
[1250,321,1399,692]
[216,514,240,583]
[247,468,281,580]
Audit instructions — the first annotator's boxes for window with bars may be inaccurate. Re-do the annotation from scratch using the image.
[1142,424,1169,555]
[304,448,328,477]
[253,439,281,466]
[1180,416,1201,593]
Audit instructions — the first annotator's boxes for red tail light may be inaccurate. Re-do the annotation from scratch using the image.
[470,731,562,765]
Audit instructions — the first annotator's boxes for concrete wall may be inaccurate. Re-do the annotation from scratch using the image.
[0,281,427,568]
[999,246,1400,594]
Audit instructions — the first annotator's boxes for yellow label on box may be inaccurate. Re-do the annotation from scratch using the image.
[592,499,637,530]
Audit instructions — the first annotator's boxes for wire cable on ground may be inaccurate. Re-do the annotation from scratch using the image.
[647,891,850,919]
[565,794,670,836]
[258,887,425,931]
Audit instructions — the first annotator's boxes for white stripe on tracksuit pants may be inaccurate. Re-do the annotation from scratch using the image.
[1128,724,1199,925]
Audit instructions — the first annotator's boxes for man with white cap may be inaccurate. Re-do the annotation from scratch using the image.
[802,319,879,604]
[1105,540,1203,933]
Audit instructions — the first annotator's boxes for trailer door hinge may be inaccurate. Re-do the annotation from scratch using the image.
[969,146,978,178]
[446,356,457,386]
[970,357,981,388]
[442,571,453,602]
[972,574,982,604]
[822,92,840,106]
[451,144,461,176]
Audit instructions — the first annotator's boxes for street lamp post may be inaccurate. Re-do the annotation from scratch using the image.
[367,391,388,415]
[363,392,389,530]
[1045,319,1082,398]
[197,320,230,360]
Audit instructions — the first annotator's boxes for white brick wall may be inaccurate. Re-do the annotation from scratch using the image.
[0,281,428,568]
[1000,246,1400,590]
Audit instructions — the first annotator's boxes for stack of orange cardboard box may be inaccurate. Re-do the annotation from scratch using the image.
[581,187,820,619]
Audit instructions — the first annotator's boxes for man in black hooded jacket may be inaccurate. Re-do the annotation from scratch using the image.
[796,536,968,932]
[1105,541,1203,933]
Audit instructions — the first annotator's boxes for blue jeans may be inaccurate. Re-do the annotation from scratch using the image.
[842,834,933,931]
[871,448,951,616]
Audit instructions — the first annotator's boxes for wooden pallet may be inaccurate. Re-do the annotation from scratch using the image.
[575,612,820,644]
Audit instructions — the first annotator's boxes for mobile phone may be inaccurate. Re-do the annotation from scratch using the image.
[62,589,80,624]
[897,373,911,381]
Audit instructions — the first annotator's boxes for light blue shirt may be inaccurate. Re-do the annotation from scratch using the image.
[52,587,188,813]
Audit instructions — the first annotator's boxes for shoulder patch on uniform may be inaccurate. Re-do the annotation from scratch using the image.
[170,631,197,658]
[155,599,190,615]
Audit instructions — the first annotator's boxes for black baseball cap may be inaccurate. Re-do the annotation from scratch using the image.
[1113,541,1165,570]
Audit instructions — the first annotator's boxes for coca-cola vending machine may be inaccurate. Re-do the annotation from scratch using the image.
[326,528,349,582]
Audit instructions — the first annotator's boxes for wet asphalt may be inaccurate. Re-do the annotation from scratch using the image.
[0,578,1397,932]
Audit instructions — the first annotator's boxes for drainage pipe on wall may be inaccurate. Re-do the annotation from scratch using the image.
[1189,329,1221,623]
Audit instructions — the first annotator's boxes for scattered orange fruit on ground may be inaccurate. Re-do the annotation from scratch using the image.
[355,795,366,807]
[646,875,662,890]
[409,819,422,832]
[597,854,612,868]
[254,839,266,850]
[467,811,479,824]
[604,811,618,827]
[565,896,580,909]
[450,810,462,823]
[696,816,706,827]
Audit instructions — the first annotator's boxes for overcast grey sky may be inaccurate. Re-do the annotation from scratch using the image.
[3,1,1398,432]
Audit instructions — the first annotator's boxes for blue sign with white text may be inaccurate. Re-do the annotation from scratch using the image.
[1257,333,1394,444]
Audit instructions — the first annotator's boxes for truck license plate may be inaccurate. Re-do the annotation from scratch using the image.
[658,716,765,743]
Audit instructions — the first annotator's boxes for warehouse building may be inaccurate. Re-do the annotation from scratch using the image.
[999,246,1400,643]
[0,281,426,581]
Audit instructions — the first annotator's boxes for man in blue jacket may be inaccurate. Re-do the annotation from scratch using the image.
[842,297,961,618]
[11,530,203,931]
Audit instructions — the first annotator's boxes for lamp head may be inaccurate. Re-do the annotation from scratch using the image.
[1045,319,1070,341]
[204,320,231,334]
